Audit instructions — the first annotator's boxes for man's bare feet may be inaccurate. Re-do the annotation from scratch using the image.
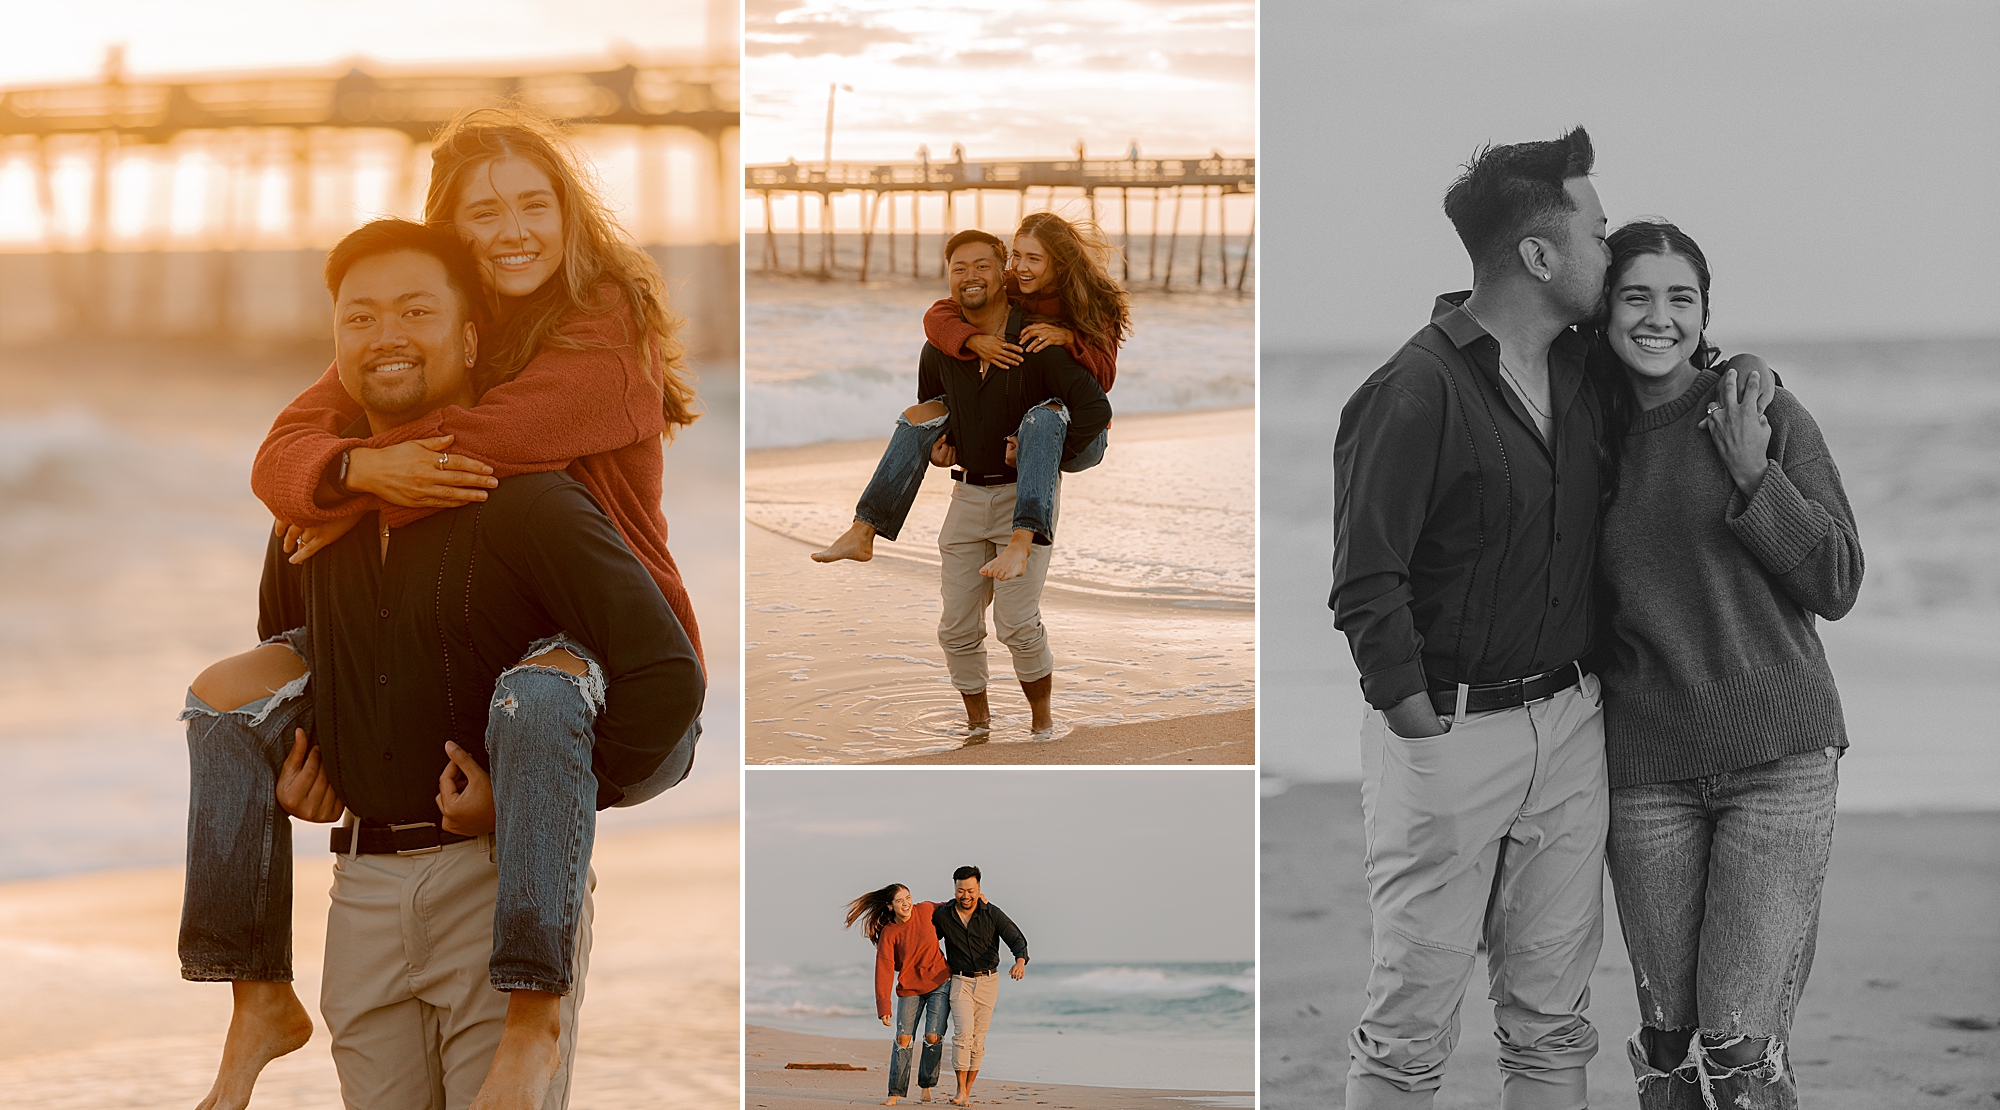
[919,1089,933,1103]
[195,980,313,1110]
[469,990,563,1110]
[979,530,1033,581]
[812,520,877,563]
[884,1097,900,1106]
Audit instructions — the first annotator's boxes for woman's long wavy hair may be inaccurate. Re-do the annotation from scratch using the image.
[424,104,699,435]
[1585,218,1720,504]
[1013,211,1131,358]
[844,884,909,945]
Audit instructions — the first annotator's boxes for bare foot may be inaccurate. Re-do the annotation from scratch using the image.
[885,1097,900,1106]
[469,990,562,1110]
[979,537,1032,581]
[920,1090,933,1103]
[196,981,314,1110]
[811,520,877,563]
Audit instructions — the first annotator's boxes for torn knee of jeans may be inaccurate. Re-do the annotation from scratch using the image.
[924,1033,941,1044]
[1022,400,1071,429]
[1629,1025,1697,1083]
[500,635,608,715]
[1676,1033,1787,1101]
[900,406,950,430]
[896,1034,913,1048]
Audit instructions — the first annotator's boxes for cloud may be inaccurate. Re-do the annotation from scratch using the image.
[747,13,915,57]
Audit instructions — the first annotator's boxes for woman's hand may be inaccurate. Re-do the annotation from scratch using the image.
[965,334,1024,369]
[1700,366,1773,498]
[345,436,498,509]
[930,439,958,468]
[279,513,364,563]
[1018,323,1074,354]
[436,741,497,835]
[276,729,345,823]
[882,1015,894,1028]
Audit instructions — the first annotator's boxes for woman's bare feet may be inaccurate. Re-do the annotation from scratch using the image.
[469,990,563,1110]
[812,520,877,563]
[979,531,1034,580]
[195,980,314,1110]
[884,1097,900,1106]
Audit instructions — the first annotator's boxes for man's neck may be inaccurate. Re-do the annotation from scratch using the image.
[956,901,978,921]
[1462,279,1571,378]
[961,294,1011,340]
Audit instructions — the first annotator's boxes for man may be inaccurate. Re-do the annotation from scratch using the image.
[923,231,1111,735]
[1327,127,1614,1110]
[193,218,702,1110]
[929,865,1029,1107]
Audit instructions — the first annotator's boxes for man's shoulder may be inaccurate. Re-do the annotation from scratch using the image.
[1341,326,1462,421]
[478,471,605,530]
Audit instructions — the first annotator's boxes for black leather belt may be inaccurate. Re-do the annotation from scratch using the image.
[330,822,476,856]
[950,469,1014,486]
[1429,663,1582,716]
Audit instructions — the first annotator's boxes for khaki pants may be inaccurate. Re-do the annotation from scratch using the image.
[948,972,999,1072]
[937,481,1057,694]
[320,837,594,1110]
[1347,677,1608,1110]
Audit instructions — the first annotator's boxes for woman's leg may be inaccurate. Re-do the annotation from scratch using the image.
[483,634,608,997]
[986,400,1101,581]
[1688,749,1839,1110]
[814,400,950,562]
[1606,778,1712,1110]
[888,991,924,1101]
[915,981,952,1095]
[180,630,317,1110]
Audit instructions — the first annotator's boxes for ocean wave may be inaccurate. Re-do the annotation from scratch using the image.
[745,999,870,1019]
[1051,966,1254,997]
[0,408,111,491]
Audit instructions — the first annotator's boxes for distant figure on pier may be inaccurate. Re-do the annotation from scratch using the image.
[176,104,708,1110]
[811,214,1124,741]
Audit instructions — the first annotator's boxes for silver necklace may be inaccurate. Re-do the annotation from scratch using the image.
[1498,359,1553,421]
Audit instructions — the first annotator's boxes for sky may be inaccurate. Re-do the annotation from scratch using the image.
[742,0,1254,164]
[0,0,730,81]
[745,769,1255,966]
[1260,0,2000,349]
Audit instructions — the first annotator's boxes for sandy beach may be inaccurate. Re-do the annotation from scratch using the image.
[744,407,1255,764]
[745,1025,1253,1110]
[1260,782,2000,1110]
[877,707,1253,765]
[0,819,740,1109]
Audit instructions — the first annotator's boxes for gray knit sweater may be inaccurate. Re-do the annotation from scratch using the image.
[1598,369,1864,787]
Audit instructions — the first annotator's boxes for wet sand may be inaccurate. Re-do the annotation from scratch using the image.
[878,707,1254,765]
[0,820,740,1109]
[745,408,1255,765]
[1260,782,2000,1110]
[745,1025,1253,1110]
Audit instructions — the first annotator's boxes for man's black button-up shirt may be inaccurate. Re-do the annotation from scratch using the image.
[931,899,1030,976]
[257,469,704,824]
[916,304,1111,484]
[1329,292,1605,708]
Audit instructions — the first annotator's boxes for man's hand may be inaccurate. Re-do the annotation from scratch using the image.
[1009,958,1027,981]
[276,729,345,822]
[280,513,364,564]
[1017,323,1073,354]
[930,439,958,468]
[345,436,498,510]
[1382,689,1451,739]
[1004,435,1018,468]
[965,334,1023,369]
[436,741,497,835]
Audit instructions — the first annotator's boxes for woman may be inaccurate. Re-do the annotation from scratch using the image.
[1589,220,1863,1109]
[846,884,954,1105]
[811,210,1127,581]
[178,105,706,1107]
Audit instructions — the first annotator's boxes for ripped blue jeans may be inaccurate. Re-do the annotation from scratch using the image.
[1606,748,1839,1110]
[852,396,1106,545]
[177,629,697,995]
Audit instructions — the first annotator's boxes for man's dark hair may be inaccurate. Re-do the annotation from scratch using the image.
[1442,126,1595,279]
[324,217,488,329]
[943,229,1006,267]
[953,865,982,883]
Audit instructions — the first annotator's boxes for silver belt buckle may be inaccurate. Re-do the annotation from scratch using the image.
[390,821,444,855]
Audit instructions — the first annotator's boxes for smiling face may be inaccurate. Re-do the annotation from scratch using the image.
[948,240,1005,311]
[452,156,565,299]
[890,886,913,923]
[1011,232,1054,294]
[333,249,477,432]
[1609,250,1706,383]
[953,876,981,910]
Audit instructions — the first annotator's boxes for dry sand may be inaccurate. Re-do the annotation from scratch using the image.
[745,1025,1253,1110]
[1260,782,2000,1110]
[0,819,740,1109]
[745,408,1255,765]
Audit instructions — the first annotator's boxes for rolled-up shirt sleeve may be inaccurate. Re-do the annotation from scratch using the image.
[991,904,1029,964]
[1330,378,1442,708]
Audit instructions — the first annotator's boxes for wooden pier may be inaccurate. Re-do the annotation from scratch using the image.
[746,151,1254,293]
